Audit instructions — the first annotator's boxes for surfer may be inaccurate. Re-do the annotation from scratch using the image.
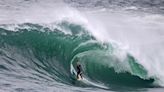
[76,61,83,79]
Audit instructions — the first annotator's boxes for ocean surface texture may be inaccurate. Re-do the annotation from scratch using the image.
[0,0,164,92]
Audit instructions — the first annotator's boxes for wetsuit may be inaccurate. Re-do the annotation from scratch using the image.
[77,64,82,78]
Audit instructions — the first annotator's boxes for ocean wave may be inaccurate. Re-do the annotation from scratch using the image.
[0,22,155,90]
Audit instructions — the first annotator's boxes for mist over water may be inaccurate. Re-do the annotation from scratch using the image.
[0,0,164,92]
[84,10,164,83]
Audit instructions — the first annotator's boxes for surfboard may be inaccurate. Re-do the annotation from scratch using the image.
[71,64,108,89]
[77,74,83,80]
[72,71,83,81]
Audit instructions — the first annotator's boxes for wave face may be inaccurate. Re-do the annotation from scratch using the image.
[0,22,155,91]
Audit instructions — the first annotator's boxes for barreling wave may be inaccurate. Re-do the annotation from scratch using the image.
[0,21,155,89]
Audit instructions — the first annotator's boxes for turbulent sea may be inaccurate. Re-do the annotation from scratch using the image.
[0,0,164,92]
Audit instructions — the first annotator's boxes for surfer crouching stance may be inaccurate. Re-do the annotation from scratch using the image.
[76,61,83,79]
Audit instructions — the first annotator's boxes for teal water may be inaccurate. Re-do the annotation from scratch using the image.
[0,22,157,92]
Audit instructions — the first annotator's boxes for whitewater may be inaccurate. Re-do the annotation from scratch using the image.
[0,0,164,92]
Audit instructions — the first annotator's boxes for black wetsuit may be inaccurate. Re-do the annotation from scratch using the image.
[77,64,82,78]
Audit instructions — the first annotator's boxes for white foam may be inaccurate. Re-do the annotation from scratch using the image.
[83,10,164,86]
[0,0,88,25]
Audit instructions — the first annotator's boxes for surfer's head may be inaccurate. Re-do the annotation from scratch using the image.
[77,61,80,65]
[76,59,80,65]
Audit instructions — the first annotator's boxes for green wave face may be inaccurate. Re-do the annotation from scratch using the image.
[0,22,154,89]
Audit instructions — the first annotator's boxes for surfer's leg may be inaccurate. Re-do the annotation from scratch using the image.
[80,72,83,78]
[77,71,80,78]
[77,74,79,79]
